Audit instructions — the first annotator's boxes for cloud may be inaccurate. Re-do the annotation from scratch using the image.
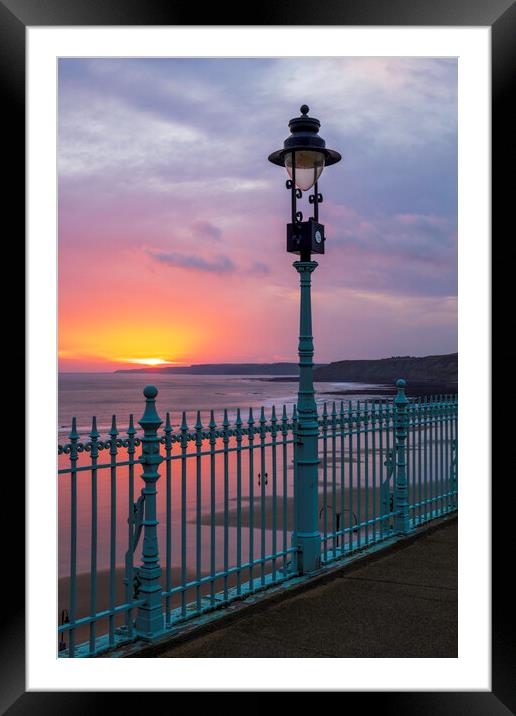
[191,220,222,241]
[334,210,456,264]
[146,248,235,274]
[58,94,204,180]
[248,261,270,276]
[259,57,457,151]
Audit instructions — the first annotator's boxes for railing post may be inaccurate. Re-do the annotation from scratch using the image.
[293,260,321,573]
[135,385,164,637]
[394,378,410,536]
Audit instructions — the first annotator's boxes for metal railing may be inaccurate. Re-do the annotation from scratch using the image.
[57,382,457,657]
[317,393,458,564]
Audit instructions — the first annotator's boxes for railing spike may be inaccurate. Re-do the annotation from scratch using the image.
[69,416,79,441]
[128,413,136,435]
[89,416,99,439]
[181,410,188,431]
[195,410,203,431]
[165,412,172,431]
[109,414,118,436]
[210,409,217,430]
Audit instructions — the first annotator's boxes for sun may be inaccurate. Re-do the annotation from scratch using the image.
[119,358,173,366]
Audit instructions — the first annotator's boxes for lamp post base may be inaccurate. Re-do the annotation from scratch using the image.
[295,532,322,573]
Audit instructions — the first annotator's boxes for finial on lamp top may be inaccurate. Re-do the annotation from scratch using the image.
[300,104,309,115]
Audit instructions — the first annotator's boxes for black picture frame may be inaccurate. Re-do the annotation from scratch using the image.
[5,0,513,710]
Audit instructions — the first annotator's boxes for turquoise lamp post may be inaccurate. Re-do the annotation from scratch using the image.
[269,106,341,572]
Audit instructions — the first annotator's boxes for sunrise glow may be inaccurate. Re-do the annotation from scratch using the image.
[119,358,175,366]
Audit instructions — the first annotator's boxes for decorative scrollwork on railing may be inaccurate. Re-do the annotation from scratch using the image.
[258,472,268,487]
[123,494,146,599]
[59,435,146,455]
[59,441,88,455]
[59,409,302,457]
[120,436,142,448]
[101,438,124,451]
[83,440,107,453]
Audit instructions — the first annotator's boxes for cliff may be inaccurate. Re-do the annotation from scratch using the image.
[313,353,457,385]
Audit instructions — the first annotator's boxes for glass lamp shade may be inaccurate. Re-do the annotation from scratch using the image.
[285,150,325,191]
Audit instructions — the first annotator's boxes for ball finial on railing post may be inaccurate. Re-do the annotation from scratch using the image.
[143,384,158,399]
[140,385,161,429]
[395,377,407,395]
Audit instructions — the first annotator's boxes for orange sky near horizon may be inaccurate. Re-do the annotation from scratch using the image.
[57,246,301,371]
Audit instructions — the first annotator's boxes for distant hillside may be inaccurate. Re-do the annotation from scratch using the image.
[115,355,457,386]
[115,362,325,376]
[313,353,457,385]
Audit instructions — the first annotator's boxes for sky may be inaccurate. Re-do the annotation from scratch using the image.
[58,57,457,372]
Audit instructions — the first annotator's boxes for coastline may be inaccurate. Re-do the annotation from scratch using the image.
[255,377,457,398]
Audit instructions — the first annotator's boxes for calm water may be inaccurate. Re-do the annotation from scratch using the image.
[58,372,384,438]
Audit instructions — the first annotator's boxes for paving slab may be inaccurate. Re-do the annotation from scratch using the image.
[156,520,457,658]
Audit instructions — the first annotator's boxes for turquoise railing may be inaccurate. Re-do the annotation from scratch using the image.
[57,382,457,657]
[317,391,458,564]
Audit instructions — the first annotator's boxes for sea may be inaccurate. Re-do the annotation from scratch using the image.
[58,372,385,438]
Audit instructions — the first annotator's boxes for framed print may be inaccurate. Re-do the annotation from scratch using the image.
[4,0,513,708]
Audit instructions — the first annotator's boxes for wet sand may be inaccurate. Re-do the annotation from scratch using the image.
[198,488,388,532]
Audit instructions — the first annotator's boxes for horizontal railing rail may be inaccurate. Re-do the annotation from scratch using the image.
[57,382,457,657]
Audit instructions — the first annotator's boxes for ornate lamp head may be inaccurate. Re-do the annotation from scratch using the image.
[268,106,341,259]
[268,105,341,191]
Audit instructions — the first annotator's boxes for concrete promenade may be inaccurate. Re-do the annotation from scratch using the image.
[152,516,457,658]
